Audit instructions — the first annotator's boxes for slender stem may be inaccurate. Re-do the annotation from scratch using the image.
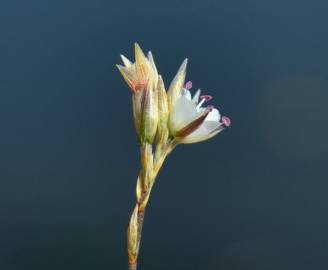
[127,140,177,270]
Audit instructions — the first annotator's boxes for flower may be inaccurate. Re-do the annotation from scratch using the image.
[117,44,231,145]
[169,79,231,144]
[116,43,158,92]
[117,43,159,143]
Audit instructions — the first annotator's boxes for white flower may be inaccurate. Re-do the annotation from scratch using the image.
[116,43,158,92]
[169,80,231,144]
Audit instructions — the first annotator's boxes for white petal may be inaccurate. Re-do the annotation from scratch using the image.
[167,59,188,106]
[192,89,201,104]
[182,88,192,100]
[180,120,223,144]
[205,108,221,121]
[196,98,206,110]
[147,51,158,76]
[169,96,201,132]
[120,54,132,67]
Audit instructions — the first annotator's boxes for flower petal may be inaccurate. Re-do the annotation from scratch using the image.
[180,120,223,144]
[192,89,201,104]
[175,110,211,138]
[120,54,132,67]
[134,43,149,80]
[147,51,158,76]
[116,64,136,90]
[205,108,221,121]
[167,58,188,108]
[182,88,192,101]
[147,51,159,87]
[169,95,201,132]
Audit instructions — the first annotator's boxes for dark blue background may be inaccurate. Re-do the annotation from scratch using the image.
[1,0,328,269]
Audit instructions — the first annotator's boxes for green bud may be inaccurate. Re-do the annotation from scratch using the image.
[139,86,158,144]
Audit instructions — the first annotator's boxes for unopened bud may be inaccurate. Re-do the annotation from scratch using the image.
[132,83,159,144]
[139,86,158,144]
[117,43,158,93]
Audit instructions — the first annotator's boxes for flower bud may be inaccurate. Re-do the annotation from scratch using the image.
[139,86,158,144]
[117,43,158,93]
[132,83,158,144]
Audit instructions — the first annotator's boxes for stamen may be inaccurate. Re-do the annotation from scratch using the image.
[200,95,213,102]
[196,99,205,109]
[196,97,208,109]
[185,81,192,90]
[221,116,231,127]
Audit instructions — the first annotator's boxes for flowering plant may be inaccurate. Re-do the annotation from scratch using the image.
[117,44,231,270]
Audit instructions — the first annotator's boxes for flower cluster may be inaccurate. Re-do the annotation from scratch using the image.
[117,43,231,145]
[117,44,231,270]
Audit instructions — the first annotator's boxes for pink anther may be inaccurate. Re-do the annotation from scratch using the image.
[185,81,192,90]
[200,95,213,102]
[222,116,231,127]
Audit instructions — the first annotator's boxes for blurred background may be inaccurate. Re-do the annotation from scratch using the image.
[1,0,328,269]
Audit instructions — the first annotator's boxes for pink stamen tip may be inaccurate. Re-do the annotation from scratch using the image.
[222,116,231,127]
[200,95,213,102]
[185,81,192,90]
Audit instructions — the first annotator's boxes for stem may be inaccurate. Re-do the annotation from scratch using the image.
[127,140,176,270]
[128,264,137,270]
